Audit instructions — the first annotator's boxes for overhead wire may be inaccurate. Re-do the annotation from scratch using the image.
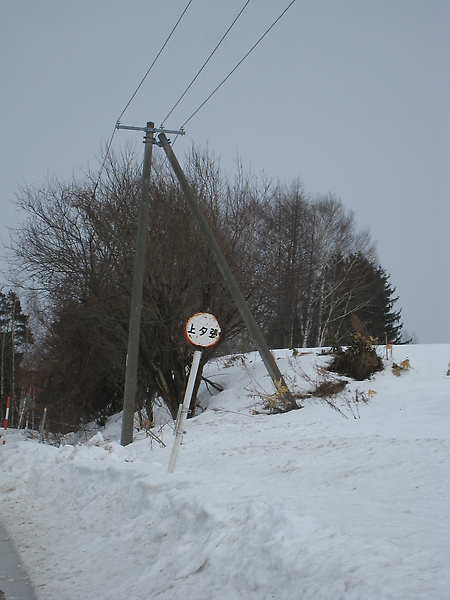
[93,0,296,186]
[161,0,252,128]
[116,0,193,127]
[179,0,297,131]
[90,0,193,201]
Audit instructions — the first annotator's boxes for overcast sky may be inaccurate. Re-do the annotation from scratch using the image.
[1,1,449,343]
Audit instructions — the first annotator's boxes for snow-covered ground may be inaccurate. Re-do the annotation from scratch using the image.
[1,344,449,599]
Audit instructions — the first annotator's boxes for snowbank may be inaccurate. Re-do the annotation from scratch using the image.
[1,345,449,599]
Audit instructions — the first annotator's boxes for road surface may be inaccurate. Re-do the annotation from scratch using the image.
[0,521,36,600]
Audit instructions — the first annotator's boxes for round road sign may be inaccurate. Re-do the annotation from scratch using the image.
[185,312,221,348]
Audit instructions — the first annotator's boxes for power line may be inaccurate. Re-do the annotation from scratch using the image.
[180,0,297,130]
[161,0,252,127]
[117,0,193,125]
[91,0,193,201]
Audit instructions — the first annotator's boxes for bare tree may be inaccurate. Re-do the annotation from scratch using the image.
[6,146,265,426]
[5,143,401,430]
[260,188,377,348]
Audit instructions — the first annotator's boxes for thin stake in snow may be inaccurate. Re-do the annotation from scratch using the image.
[39,407,47,443]
[3,397,10,444]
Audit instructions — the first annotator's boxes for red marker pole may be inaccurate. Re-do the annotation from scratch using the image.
[3,397,10,444]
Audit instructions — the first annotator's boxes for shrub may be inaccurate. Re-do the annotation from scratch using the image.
[392,358,411,376]
[329,334,383,380]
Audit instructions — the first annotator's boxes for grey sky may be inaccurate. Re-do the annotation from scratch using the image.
[1,1,449,343]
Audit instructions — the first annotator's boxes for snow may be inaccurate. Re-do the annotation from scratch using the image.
[1,344,449,599]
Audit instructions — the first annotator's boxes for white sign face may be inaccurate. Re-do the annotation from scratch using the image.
[185,312,221,348]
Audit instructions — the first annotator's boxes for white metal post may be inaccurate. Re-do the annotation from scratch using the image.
[168,350,202,473]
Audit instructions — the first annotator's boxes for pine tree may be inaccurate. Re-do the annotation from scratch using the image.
[0,291,32,425]
[373,266,403,343]
[329,258,403,344]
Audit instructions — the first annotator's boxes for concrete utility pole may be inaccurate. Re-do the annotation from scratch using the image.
[120,123,155,447]
[117,121,185,446]
[158,132,297,411]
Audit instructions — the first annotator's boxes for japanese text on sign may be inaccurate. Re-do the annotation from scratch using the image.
[185,313,221,348]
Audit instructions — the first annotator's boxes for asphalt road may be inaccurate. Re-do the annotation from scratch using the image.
[0,521,36,600]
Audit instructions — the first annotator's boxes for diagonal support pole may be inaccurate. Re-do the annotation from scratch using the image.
[158,132,297,411]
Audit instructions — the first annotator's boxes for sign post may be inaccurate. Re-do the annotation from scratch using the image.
[167,313,221,473]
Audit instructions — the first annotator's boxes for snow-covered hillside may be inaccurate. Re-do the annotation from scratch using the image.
[1,344,449,599]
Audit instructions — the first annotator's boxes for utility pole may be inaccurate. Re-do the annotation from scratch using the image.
[158,133,297,411]
[117,122,185,446]
[120,122,154,446]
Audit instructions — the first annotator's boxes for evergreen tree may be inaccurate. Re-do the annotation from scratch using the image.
[328,257,403,344]
[0,290,32,424]
[371,266,403,343]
